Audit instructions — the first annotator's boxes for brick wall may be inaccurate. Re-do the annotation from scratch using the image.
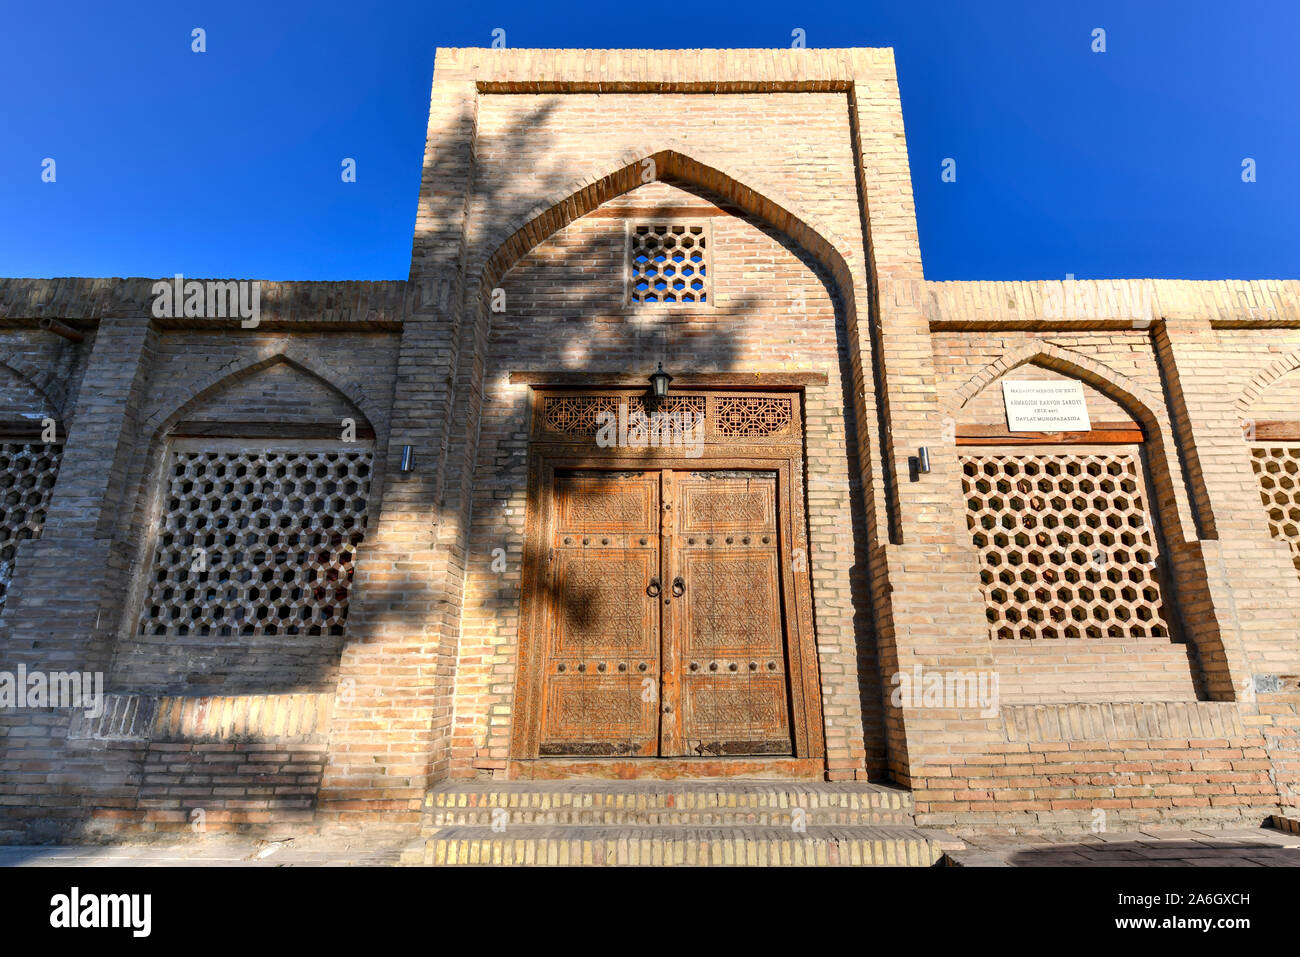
[932,330,1204,702]
[907,280,1300,829]
[910,700,1282,832]
[0,326,91,429]
[106,331,400,695]
[0,52,1298,839]
[0,283,404,840]
[70,692,332,838]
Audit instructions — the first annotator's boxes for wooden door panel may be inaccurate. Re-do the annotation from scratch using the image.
[680,551,783,659]
[550,551,658,658]
[555,473,657,534]
[682,677,792,755]
[513,391,826,772]
[538,472,660,756]
[669,471,794,757]
[678,478,777,534]
[532,467,798,760]
[539,677,657,756]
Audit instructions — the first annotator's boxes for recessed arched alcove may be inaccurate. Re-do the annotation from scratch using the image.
[947,350,1218,705]
[446,151,891,781]
[0,360,65,619]
[109,356,384,696]
[1239,362,1300,584]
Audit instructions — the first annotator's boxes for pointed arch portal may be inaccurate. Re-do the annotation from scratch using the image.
[476,151,847,778]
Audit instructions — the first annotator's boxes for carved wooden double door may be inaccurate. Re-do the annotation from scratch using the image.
[537,469,795,757]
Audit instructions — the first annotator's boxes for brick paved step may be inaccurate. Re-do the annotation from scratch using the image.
[427,805,913,827]
[421,780,914,829]
[401,824,951,866]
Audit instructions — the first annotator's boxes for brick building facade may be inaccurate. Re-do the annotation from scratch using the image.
[1,48,1298,843]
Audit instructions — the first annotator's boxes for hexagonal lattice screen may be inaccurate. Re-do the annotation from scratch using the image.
[1249,444,1300,576]
[139,449,372,637]
[959,450,1170,640]
[0,442,63,615]
[629,223,708,304]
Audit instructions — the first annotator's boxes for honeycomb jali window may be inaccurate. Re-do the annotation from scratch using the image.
[0,442,64,615]
[959,450,1170,640]
[139,447,373,637]
[628,223,709,305]
[1248,444,1300,577]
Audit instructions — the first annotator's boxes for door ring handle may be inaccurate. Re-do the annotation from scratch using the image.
[646,577,661,597]
[671,576,685,597]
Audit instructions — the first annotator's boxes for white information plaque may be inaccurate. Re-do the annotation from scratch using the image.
[1001,380,1092,432]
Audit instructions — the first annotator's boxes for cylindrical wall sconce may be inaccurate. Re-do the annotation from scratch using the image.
[917,447,931,474]
[399,445,415,472]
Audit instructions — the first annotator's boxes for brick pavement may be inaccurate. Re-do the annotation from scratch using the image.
[946,825,1300,867]
[0,824,1295,867]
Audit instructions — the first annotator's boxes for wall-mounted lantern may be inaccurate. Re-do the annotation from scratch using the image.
[649,362,673,400]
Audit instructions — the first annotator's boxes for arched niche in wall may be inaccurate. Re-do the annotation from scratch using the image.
[953,362,1174,644]
[0,362,63,617]
[110,356,382,695]
[1241,364,1300,581]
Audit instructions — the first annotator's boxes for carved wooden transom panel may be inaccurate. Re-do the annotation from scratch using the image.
[541,394,621,437]
[535,391,800,445]
[714,396,793,438]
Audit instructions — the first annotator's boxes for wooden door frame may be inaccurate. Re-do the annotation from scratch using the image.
[508,387,826,779]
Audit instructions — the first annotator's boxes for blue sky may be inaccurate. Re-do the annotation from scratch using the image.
[2,1,1296,281]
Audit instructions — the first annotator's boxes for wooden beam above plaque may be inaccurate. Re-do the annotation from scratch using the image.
[955,421,1144,446]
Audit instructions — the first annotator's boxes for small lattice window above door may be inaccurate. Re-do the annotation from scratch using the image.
[138,446,372,637]
[0,442,63,616]
[959,449,1170,640]
[1249,444,1300,577]
[628,223,710,305]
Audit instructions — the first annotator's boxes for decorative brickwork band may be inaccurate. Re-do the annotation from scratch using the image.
[1001,701,1245,743]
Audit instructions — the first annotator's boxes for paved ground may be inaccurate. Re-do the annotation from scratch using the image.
[946,825,1300,867]
[0,824,1297,866]
[0,831,413,867]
